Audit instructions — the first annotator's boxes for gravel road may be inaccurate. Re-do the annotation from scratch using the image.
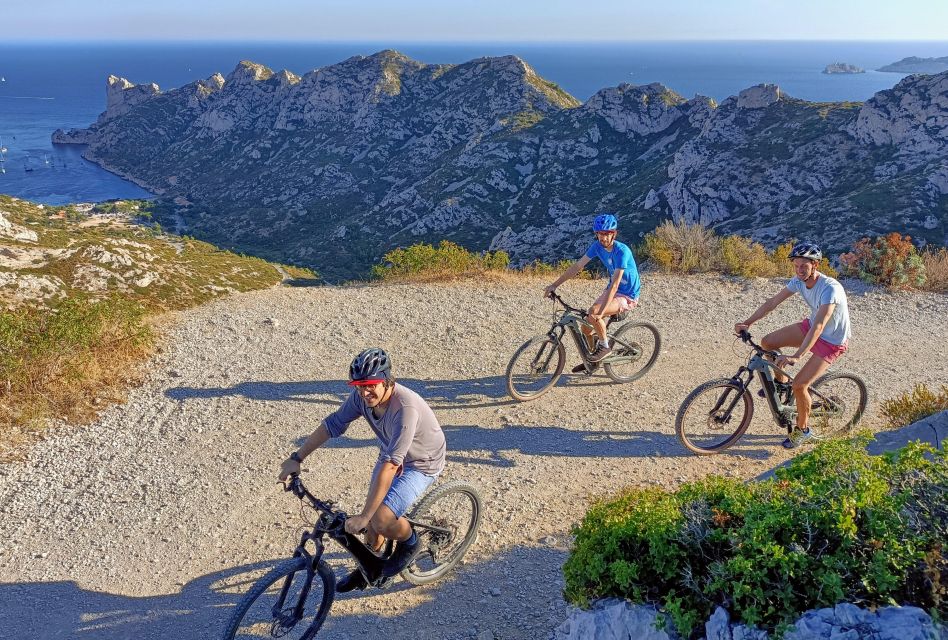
[1,274,946,639]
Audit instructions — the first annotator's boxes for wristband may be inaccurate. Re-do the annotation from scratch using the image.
[290,451,304,464]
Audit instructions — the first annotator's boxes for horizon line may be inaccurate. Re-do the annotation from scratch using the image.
[2,37,948,45]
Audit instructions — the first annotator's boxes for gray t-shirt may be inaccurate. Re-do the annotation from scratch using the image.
[323,383,446,475]
[786,273,852,346]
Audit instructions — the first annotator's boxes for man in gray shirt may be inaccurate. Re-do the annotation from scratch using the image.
[734,242,852,449]
[279,347,446,591]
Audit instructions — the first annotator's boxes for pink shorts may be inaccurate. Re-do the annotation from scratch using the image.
[594,292,638,313]
[799,319,848,364]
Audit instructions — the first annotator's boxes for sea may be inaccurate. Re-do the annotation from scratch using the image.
[1,40,946,205]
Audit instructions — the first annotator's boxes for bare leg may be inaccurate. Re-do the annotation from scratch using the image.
[792,355,832,431]
[586,293,625,344]
[370,504,412,543]
[761,324,806,383]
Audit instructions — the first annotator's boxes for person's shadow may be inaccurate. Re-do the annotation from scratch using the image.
[0,546,569,639]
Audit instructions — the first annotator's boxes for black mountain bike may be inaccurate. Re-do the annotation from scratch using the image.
[675,330,868,455]
[505,292,661,401]
[221,474,482,639]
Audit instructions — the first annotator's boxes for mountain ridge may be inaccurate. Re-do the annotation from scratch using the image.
[53,51,948,279]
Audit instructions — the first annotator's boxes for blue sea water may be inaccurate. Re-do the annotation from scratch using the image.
[0,40,946,205]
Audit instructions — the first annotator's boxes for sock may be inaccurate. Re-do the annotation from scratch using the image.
[404,529,417,546]
[598,339,609,348]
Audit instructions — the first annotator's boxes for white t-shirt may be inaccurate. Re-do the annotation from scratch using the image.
[786,273,851,346]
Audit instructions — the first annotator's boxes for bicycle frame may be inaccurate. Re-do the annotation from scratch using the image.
[283,476,452,592]
[729,331,847,433]
[545,293,639,368]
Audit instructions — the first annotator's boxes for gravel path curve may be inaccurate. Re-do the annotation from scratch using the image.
[1,275,946,639]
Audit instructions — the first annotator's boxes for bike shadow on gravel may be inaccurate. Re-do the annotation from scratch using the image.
[442,424,776,464]
[0,546,570,640]
[165,375,578,410]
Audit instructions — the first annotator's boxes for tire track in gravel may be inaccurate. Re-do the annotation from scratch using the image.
[1,275,946,639]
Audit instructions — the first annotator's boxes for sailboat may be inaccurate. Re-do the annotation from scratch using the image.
[0,136,6,174]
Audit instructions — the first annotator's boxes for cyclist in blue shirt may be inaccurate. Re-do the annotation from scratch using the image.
[544,213,641,369]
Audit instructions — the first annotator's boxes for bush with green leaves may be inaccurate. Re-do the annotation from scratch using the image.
[371,240,510,281]
[563,437,948,637]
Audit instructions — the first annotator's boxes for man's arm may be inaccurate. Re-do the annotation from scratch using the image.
[545,255,592,297]
[734,287,795,334]
[591,268,623,317]
[278,422,331,480]
[345,461,400,534]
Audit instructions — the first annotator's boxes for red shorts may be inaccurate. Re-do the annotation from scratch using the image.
[799,319,848,364]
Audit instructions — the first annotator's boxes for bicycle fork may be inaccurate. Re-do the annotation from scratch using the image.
[278,536,327,624]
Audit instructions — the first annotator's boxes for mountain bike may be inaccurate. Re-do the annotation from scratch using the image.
[221,474,482,639]
[505,291,661,401]
[675,330,867,455]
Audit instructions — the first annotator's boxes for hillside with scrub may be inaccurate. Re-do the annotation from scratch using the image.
[0,194,315,459]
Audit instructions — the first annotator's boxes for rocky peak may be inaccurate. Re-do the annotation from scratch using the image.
[737,84,781,109]
[226,61,274,86]
[580,83,687,135]
[101,75,160,122]
[845,70,948,153]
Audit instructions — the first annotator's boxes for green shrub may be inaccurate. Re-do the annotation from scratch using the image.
[881,384,948,428]
[839,233,926,289]
[0,296,153,460]
[563,437,948,637]
[371,241,510,281]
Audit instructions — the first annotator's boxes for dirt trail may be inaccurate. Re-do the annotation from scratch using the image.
[1,275,946,639]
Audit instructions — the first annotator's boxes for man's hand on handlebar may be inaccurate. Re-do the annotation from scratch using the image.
[278,457,301,481]
[734,322,750,336]
[344,513,370,535]
[544,284,557,299]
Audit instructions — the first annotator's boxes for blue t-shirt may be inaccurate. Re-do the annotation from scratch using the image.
[585,240,641,300]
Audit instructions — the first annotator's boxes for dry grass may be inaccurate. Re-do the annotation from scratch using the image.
[0,297,153,461]
[921,247,948,293]
[881,384,948,429]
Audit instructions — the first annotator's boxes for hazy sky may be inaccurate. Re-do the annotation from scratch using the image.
[5,0,948,41]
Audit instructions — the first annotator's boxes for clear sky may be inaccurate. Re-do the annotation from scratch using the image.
[4,0,948,42]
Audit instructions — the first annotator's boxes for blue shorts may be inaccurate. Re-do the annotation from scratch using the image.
[372,463,437,518]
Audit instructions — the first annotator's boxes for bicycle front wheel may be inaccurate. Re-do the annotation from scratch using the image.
[221,556,335,640]
[402,480,482,586]
[505,335,565,401]
[604,322,662,383]
[809,372,868,437]
[675,379,754,455]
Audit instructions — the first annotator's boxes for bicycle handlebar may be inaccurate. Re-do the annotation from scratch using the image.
[738,330,783,360]
[284,473,349,528]
[547,291,586,315]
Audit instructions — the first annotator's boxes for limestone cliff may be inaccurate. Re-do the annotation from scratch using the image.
[53,51,948,279]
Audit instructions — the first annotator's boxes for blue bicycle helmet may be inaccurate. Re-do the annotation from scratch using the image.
[593,213,618,232]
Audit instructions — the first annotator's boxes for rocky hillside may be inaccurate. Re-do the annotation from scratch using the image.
[54,50,948,279]
[0,195,294,310]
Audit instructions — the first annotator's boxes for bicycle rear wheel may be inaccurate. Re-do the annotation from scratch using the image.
[809,372,868,437]
[221,556,335,640]
[505,335,565,401]
[604,322,661,383]
[675,379,754,455]
[402,480,482,586]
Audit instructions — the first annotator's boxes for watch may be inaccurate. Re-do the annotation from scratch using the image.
[290,451,304,464]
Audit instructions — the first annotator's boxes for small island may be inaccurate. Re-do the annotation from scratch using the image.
[822,62,864,75]
[878,56,948,74]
